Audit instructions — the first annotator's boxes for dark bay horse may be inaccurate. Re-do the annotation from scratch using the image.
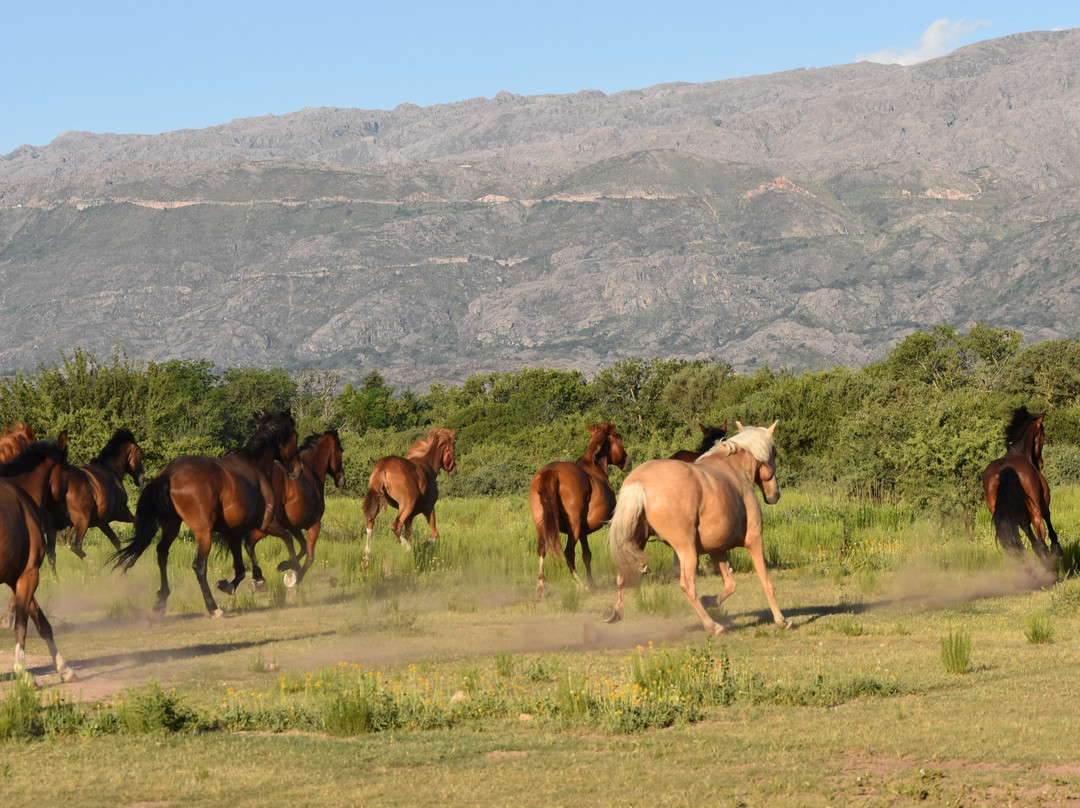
[0,434,78,683]
[529,422,631,598]
[113,411,301,617]
[58,428,145,564]
[982,406,1062,569]
[602,422,787,635]
[244,430,345,589]
[668,422,727,462]
[363,427,456,565]
[0,422,35,463]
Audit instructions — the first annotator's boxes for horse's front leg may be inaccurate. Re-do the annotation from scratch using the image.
[216,537,248,596]
[426,508,439,544]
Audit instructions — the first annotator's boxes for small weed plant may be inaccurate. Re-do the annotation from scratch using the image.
[940,629,972,675]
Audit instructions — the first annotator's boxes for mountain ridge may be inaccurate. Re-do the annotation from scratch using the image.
[1,29,1079,388]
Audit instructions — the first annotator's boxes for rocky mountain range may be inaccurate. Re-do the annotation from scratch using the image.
[2,28,1079,388]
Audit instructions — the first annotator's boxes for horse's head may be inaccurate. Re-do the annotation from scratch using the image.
[1005,406,1046,468]
[585,423,631,473]
[46,433,73,531]
[123,434,146,486]
[734,420,781,505]
[327,430,346,489]
[440,428,457,476]
[249,411,301,479]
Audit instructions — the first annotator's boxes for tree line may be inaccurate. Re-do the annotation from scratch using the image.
[3,325,1079,525]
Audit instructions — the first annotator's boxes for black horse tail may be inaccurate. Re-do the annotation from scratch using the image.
[113,475,173,571]
[532,467,566,559]
[992,467,1027,557]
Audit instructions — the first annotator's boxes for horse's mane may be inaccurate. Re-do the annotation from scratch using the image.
[582,423,615,461]
[300,430,341,453]
[1004,406,1042,448]
[700,425,775,465]
[407,427,452,460]
[0,438,67,477]
[91,428,138,466]
[231,411,296,460]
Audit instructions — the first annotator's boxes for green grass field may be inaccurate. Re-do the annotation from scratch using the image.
[1,484,1079,806]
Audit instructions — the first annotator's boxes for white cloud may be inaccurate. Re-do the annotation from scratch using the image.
[856,18,992,66]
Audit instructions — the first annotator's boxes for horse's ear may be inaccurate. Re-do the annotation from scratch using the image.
[768,420,779,435]
[698,423,706,435]
[27,425,36,440]
[736,421,745,432]
[57,431,68,450]
[720,420,727,432]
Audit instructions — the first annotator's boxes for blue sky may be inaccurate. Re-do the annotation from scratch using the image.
[2,1,1077,155]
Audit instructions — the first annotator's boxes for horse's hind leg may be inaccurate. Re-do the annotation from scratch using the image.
[673,546,724,636]
[26,595,76,683]
[191,531,225,618]
[579,534,595,589]
[699,551,736,609]
[216,538,248,598]
[153,520,181,614]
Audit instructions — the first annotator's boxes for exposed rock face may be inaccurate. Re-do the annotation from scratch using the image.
[2,29,1079,387]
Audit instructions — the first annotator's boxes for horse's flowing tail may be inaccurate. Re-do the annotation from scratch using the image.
[362,483,386,527]
[113,475,173,570]
[532,467,565,558]
[992,467,1027,556]
[608,482,650,588]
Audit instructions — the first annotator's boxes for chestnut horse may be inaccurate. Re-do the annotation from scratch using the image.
[529,422,631,597]
[982,406,1062,569]
[363,427,457,565]
[0,422,35,463]
[113,411,301,617]
[57,428,146,565]
[0,434,78,683]
[602,422,787,636]
[244,430,345,589]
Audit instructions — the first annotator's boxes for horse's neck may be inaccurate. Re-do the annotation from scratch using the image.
[408,443,442,476]
[8,464,52,508]
[300,443,330,486]
[91,453,127,480]
[578,451,610,479]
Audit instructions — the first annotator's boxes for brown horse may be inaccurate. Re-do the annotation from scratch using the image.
[244,430,345,589]
[113,411,301,617]
[363,427,457,565]
[0,422,35,463]
[602,422,787,636]
[529,422,631,598]
[0,434,78,683]
[56,428,145,565]
[982,406,1062,569]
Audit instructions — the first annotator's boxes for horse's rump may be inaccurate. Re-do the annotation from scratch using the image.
[990,466,1029,556]
[530,466,567,558]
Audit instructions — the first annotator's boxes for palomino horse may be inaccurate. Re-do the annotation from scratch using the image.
[363,427,457,565]
[664,422,727,571]
[982,406,1062,570]
[0,434,78,683]
[602,422,787,636]
[244,430,345,589]
[57,428,145,564]
[113,411,301,617]
[529,422,631,597]
[0,422,35,463]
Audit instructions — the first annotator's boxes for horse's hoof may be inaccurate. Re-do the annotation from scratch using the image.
[710,623,726,637]
[61,671,79,684]
[207,608,226,619]
[640,564,651,575]
[601,607,622,624]
[778,619,794,630]
[361,555,371,569]
[283,570,298,589]
[216,580,236,595]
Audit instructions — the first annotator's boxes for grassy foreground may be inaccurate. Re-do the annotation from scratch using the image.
[1,486,1079,806]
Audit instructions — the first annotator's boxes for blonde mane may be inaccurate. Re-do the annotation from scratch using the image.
[698,423,776,465]
[406,427,453,461]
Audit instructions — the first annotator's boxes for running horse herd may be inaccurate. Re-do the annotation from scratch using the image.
[0,405,1063,684]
